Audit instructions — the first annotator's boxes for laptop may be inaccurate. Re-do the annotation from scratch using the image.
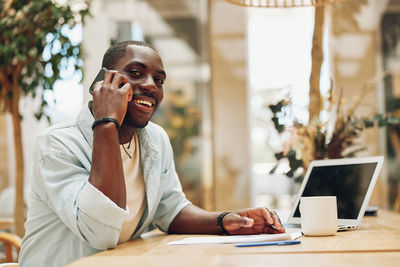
[285,156,384,231]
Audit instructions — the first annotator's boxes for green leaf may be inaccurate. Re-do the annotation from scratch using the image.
[0,0,90,120]
[363,119,374,128]
[378,118,387,127]
[34,111,43,120]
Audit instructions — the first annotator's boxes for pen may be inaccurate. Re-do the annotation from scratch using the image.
[235,240,301,247]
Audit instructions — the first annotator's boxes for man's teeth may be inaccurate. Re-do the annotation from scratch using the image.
[134,99,153,107]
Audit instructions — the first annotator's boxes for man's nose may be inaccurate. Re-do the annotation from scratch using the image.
[140,75,157,91]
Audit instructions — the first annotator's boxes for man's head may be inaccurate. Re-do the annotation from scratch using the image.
[101,41,165,128]
[101,41,157,70]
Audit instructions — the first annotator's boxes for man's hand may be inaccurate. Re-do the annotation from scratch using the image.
[89,70,132,209]
[222,207,285,235]
[92,70,133,125]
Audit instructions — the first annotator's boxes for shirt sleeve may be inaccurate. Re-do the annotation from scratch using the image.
[34,144,128,250]
[151,130,191,232]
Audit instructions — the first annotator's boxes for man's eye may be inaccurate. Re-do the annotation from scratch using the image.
[155,78,164,86]
[129,70,141,77]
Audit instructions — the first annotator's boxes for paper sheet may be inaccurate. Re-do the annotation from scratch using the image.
[166,230,302,245]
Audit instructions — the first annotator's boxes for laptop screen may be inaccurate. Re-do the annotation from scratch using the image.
[293,162,378,219]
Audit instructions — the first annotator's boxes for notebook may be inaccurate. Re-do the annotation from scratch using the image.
[286,156,384,231]
[166,229,302,245]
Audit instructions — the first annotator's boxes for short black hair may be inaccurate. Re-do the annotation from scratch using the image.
[101,40,157,70]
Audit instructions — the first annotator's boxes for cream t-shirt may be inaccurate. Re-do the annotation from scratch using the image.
[118,131,147,243]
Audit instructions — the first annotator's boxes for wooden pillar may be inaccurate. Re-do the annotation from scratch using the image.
[210,0,250,211]
[0,114,9,193]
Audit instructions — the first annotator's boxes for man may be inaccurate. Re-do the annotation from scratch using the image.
[19,41,285,267]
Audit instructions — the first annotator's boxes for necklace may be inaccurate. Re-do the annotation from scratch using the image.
[120,125,133,159]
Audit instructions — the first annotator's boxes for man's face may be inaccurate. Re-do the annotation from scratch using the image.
[113,45,165,128]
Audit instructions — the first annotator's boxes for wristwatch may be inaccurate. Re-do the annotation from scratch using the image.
[217,211,231,235]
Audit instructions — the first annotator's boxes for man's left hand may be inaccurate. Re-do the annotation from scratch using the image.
[222,208,285,235]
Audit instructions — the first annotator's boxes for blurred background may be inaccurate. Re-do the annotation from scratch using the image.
[0,0,399,239]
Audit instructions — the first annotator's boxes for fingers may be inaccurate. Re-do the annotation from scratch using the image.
[103,70,118,87]
[101,70,129,91]
[94,70,132,99]
[91,70,132,124]
[271,210,285,233]
[120,83,133,102]
[226,208,286,235]
[264,225,283,234]
[92,81,103,93]
[111,72,128,90]
[260,208,285,232]
[260,208,274,225]
[93,70,116,95]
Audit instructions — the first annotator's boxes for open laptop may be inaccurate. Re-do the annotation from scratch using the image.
[285,156,384,231]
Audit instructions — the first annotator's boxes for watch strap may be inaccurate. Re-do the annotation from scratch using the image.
[217,211,231,235]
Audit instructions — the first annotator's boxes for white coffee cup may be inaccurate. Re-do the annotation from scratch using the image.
[300,196,338,236]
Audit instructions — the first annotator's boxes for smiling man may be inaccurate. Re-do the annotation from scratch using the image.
[19,41,285,267]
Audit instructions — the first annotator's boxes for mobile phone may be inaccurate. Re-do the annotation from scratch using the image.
[89,67,107,95]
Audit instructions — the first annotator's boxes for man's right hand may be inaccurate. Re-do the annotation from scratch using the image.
[91,70,133,125]
[222,208,285,235]
[89,70,131,209]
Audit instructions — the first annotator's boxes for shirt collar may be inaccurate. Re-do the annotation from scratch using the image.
[76,101,95,149]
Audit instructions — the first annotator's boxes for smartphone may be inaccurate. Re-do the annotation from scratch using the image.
[89,67,107,95]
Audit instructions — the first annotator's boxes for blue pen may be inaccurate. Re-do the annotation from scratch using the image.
[235,240,301,247]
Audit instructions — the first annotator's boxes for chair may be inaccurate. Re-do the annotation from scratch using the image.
[0,232,21,263]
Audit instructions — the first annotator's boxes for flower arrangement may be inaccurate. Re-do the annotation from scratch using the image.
[269,78,400,182]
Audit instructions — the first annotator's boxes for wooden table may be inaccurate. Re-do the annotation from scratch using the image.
[67,210,400,267]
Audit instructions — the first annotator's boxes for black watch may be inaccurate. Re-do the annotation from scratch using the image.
[217,211,231,235]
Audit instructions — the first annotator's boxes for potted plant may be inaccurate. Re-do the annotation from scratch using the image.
[269,79,400,183]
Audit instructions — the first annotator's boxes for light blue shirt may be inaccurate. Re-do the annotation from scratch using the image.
[19,104,191,267]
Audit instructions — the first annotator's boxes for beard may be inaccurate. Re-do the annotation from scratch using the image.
[122,112,151,128]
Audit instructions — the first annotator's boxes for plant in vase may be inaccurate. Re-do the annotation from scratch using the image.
[269,80,400,183]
